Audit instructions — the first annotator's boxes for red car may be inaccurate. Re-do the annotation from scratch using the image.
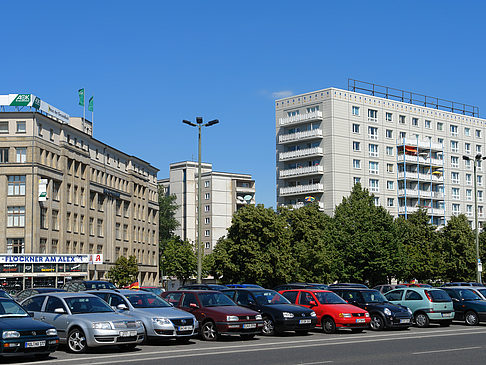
[280,289,370,333]
[162,290,264,341]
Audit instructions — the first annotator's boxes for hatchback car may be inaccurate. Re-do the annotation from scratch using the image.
[328,283,369,289]
[162,290,263,341]
[14,288,65,303]
[225,284,263,289]
[279,289,369,333]
[88,289,197,342]
[63,281,117,292]
[373,284,407,294]
[21,292,144,353]
[222,288,318,335]
[440,287,486,325]
[0,298,58,359]
[385,287,453,327]
[273,283,329,291]
[329,288,412,330]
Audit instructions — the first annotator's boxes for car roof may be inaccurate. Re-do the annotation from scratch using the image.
[222,288,274,292]
[279,289,332,293]
[169,289,221,294]
[33,288,65,292]
[440,286,480,290]
[29,292,99,298]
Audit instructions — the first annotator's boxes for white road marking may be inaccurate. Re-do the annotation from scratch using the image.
[297,362,333,365]
[413,346,482,355]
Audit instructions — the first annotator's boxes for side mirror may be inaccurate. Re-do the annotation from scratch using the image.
[54,308,65,314]
[189,303,199,309]
[117,303,128,310]
[309,301,317,307]
[452,298,459,302]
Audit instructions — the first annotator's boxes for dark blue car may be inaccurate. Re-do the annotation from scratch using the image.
[0,298,59,358]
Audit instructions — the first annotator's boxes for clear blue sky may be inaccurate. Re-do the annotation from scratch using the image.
[2,1,486,208]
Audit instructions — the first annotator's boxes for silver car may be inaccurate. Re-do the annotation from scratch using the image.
[21,292,144,353]
[87,289,197,342]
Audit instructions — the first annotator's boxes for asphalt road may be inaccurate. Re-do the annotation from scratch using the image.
[5,323,486,365]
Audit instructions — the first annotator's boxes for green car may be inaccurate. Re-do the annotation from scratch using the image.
[384,287,454,328]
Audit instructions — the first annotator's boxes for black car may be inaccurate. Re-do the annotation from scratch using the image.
[14,288,65,303]
[273,283,329,291]
[222,288,317,335]
[440,286,486,325]
[178,284,228,291]
[329,288,412,330]
[373,284,407,294]
[0,298,59,358]
[63,280,116,292]
[328,283,369,289]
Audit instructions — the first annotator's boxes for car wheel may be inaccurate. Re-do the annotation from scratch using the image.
[465,311,479,326]
[67,328,88,353]
[322,317,336,334]
[262,316,275,336]
[240,334,255,340]
[440,320,452,327]
[370,314,385,331]
[201,321,218,341]
[414,313,430,328]
[118,343,137,351]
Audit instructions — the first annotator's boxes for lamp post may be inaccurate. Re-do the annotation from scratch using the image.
[462,154,486,283]
[182,117,219,284]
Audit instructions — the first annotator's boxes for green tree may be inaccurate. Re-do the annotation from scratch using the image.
[106,255,138,287]
[161,237,197,285]
[211,204,296,287]
[158,189,180,278]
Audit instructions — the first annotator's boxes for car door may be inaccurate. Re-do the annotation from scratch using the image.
[42,296,69,341]
[21,295,47,320]
[234,290,259,312]
[385,289,405,306]
[442,289,462,320]
[403,290,423,314]
[180,292,202,320]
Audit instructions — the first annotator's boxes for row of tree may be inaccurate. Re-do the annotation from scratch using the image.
[159,184,486,288]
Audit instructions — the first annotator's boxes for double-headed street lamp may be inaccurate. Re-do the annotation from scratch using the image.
[183,117,219,284]
[462,154,486,283]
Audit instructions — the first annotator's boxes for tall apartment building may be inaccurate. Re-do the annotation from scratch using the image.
[276,81,484,228]
[0,94,159,290]
[159,161,255,252]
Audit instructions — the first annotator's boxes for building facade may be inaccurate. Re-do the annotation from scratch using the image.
[159,161,255,253]
[0,94,159,291]
[276,81,485,228]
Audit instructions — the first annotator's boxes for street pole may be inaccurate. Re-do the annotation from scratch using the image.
[474,158,480,283]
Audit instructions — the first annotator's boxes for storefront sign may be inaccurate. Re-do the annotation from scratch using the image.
[0,263,23,273]
[33,263,56,273]
[0,254,89,264]
[89,254,103,265]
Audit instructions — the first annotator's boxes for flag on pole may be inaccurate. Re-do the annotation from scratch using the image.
[78,88,85,106]
[88,96,94,112]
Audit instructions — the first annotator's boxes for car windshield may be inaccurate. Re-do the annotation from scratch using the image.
[459,289,483,301]
[361,290,388,303]
[198,292,236,307]
[0,291,12,299]
[0,299,29,317]
[65,296,114,313]
[142,288,164,296]
[313,292,347,304]
[87,282,116,290]
[253,290,291,305]
[125,293,171,308]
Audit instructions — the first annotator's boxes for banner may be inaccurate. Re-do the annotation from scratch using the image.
[0,94,70,124]
[38,179,48,201]
[78,88,85,106]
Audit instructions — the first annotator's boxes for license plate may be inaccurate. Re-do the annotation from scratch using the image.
[442,312,453,317]
[178,325,193,331]
[25,340,46,348]
[119,331,137,337]
[400,319,410,324]
[299,319,311,324]
[243,323,256,329]
[356,318,366,323]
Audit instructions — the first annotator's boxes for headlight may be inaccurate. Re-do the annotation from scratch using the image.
[282,312,294,319]
[92,322,112,330]
[338,313,352,318]
[46,328,58,336]
[226,315,239,321]
[2,331,20,339]
[407,308,413,315]
[310,311,317,317]
[152,317,172,326]
[384,308,392,316]
[135,320,144,327]
[255,314,262,320]
[365,312,370,317]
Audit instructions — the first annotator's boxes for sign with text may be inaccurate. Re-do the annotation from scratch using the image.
[89,254,103,265]
[0,254,89,264]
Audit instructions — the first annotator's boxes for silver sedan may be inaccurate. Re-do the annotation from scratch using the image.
[21,292,144,353]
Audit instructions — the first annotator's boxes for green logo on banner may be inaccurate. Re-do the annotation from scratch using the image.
[10,94,31,106]
[33,97,41,109]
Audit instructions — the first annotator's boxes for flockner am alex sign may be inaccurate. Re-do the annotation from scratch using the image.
[0,254,89,264]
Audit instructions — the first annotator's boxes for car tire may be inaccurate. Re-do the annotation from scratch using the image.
[414,312,430,328]
[370,314,385,331]
[322,317,336,334]
[262,316,275,336]
[240,334,255,340]
[201,321,218,341]
[440,320,452,327]
[465,311,479,326]
[118,343,137,351]
[67,328,88,353]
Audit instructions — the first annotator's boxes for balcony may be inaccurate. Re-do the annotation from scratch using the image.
[397,172,444,183]
[279,129,323,144]
[397,154,444,167]
[279,165,324,179]
[430,208,445,216]
[289,201,325,210]
[279,147,323,161]
[398,190,445,199]
[279,111,323,126]
[398,206,420,214]
[279,183,324,196]
[398,138,443,151]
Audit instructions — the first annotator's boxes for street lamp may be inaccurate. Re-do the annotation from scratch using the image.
[462,154,486,283]
[183,117,219,284]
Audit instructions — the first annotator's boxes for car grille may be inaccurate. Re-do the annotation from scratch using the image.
[113,321,138,329]
[155,329,174,335]
[116,336,137,342]
[94,336,115,343]
[19,330,47,337]
[352,313,365,317]
[176,330,193,335]
[237,315,256,320]
[170,318,194,326]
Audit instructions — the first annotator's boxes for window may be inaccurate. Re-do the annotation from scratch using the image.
[399,115,406,124]
[373,197,379,206]
[465,127,471,136]
[123,224,128,241]
[352,106,360,116]
[412,117,418,126]
[52,210,59,230]
[204,230,210,237]
[204,193,210,200]
[465,159,471,169]
[405,290,422,301]
[16,148,26,163]
[385,129,393,139]
[0,121,8,134]
[353,159,361,169]
[451,156,459,168]
[204,205,210,212]
[8,175,25,196]
[479,190,484,202]
[369,161,379,175]
[306,106,319,113]
[368,109,377,122]
[387,198,394,207]
[399,131,406,139]
[452,203,460,215]
[39,239,47,254]
[353,177,361,185]
[452,187,460,200]
[7,238,24,254]
[51,239,58,254]
[466,189,473,201]
[40,208,48,229]
[353,141,361,151]
[368,126,378,140]
[204,180,210,188]
[80,215,85,234]
[425,120,431,129]
[352,124,360,133]
[477,129,482,138]
[369,144,378,157]
[52,181,61,201]
[477,145,482,154]
[45,297,66,314]
[385,112,392,122]
[0,148,8,163]
[116,223,121,240]
[97,219,103,237]
[386,146,394,156]
[466,174,472,185]
[465,143,471,154]
[98,195,104,212]
[478,175,483,186]
[16,121,26,133]
[49,129,54,141]
[450,141,458,153]
[369,179,379,193]
[467,205,473,216]
[387,181,394,190]
[451,172,459,184]
[7,206,25,227]
[450,124,458,136]
[387,163,394,173]
[437,122,443,131]
[438,137,444,144]
[205,217,210,224]
[287,110,300,117]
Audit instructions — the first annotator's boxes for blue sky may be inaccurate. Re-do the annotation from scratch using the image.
[2,1,486,208]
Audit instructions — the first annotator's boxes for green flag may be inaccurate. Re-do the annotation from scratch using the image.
[78,88,85,106]
[88,96,94,112]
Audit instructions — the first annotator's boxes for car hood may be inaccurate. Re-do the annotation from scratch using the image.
[202,305,258,316]
[131,307,195,319]
[72,312,133,322]
[0,316,55,331]
[363,302,409,313]
[262,303,314,314]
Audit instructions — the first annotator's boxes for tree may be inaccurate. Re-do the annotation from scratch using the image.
[106,256,138,287]
[161,237,197,285]
[158,189,180,278]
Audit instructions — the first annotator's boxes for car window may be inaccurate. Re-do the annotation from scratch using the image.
[385,290,404,301]
[165,292,182,305]
[22,296,46,312]
[299,292,314,305]
[0,299,29,317]
[125,293,170,308]
[223,290,236,300]
[341,290,363,303]
[313,292,347,304]
[253,290,291,305]
[235,291,252,306]
[458,289,482,301]
[281,291,298,303]
[45,297,67,313]
[426,290,451,302]
[405,290,422,300]
[478,289,486,298]
[181,293,199,307]
[108,294,128,307]
[16,290,32,302]
[198,292,236,307]
[65,296,114,313]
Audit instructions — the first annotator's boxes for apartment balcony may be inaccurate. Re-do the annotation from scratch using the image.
[279,147,323,161]
[398,206,444,215]
[397,154,444,167]
[398,206,420,214]
[235,186,255,194]
[397,172,444,183]
[279,111,323,127]
[398,190,445,199]
[279,183,324,196]
[398,138,443,151]
[430,208,445,216]
[279,129,323,144]
[279,165,324,179]
[289,201,325,210]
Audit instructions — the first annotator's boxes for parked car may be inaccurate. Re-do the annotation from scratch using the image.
[14,288,65,303]
[222,288,318,335]
[139,287,165,296]
[0,298,59,359]
[279,289,369,333]
[88,289,197,342]
[177,284,228,291]
[329,288,412,330]
[373,284,407,294]
[0,290,14,300]
[401,283,433,288]
[385,287,453,327]
[440,287,486,325]
[273,283,329,291]
[328,283,369,289]
[472,287,486,299]
[162,290,263,341]
[63,280,116,292]
[225,284,263,289]
[444,282,485,287]
[21,292,144,353]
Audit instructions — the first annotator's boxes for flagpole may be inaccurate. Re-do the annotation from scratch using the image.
[83,88,86,131]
